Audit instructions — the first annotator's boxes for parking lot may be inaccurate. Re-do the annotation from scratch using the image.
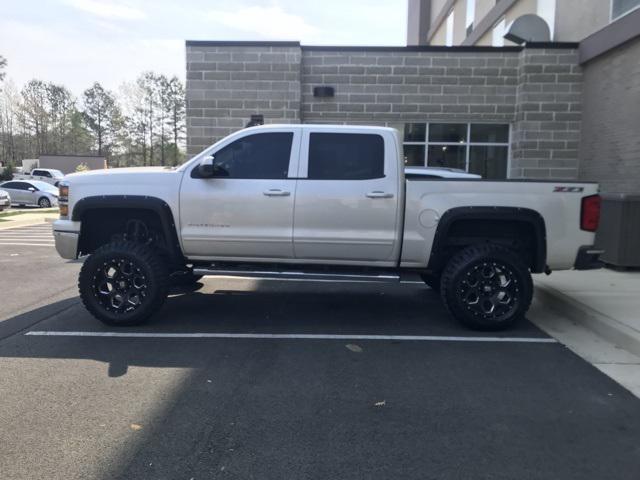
[1,224,640,480]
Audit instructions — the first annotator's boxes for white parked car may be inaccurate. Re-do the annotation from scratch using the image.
[0,188,10,211]
[53,125,602,330]
[14,168,65,187]
[0,180,59,208]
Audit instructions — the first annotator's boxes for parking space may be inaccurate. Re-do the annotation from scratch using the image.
[0,257,639,480]
[0,223,55,247]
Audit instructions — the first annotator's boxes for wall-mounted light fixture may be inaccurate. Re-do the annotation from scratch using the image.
[313,86,335,98]
[245,114,264,128]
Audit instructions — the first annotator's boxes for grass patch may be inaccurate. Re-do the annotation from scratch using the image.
[0,208,58,218]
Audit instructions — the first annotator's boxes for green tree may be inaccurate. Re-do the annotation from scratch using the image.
[0,160,15,181]
[83,82,120,158]
[165,76,185,165]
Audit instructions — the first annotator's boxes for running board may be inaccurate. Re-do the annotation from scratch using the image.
[193,267,423,284]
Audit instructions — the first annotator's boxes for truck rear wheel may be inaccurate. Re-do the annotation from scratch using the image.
[79,241,169,326]
[440,244,532,331]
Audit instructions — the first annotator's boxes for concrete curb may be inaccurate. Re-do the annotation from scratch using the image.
[534,283,640,358]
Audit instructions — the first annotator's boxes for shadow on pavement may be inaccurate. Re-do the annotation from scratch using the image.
[1,281,640,479]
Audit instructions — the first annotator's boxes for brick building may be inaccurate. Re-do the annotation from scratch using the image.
[185,2,640,190]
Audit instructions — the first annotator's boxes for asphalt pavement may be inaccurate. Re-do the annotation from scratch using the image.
[1,231,639,480]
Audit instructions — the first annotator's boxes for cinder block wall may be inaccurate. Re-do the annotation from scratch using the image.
[510,48,583,179]
[185,41,583,180]
[300,48,519,123]
[185,42,301,156]
[579,38,640,192]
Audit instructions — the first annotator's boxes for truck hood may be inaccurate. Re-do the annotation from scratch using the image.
[65,166,179,185]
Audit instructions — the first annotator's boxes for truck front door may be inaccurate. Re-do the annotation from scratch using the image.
[179,128,301,260]
[293,130,402,266]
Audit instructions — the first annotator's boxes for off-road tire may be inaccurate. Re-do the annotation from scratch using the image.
[440,244,533,331]
[79,241,169,326]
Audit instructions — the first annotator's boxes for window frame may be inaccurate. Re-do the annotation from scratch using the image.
[445,9,455,47]
[610,0,640,20]
[190,129,301,180]
[465,0,475,30]
[402,122,511,178]
[492,17,506,47]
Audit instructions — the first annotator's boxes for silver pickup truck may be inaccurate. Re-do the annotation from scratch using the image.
[53,125,602,330]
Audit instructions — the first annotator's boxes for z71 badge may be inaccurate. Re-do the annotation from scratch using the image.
[553,186,584,193]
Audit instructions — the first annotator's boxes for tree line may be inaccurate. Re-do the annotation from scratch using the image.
[0,54,186,171]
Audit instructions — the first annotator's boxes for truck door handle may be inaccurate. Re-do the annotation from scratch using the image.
[263,189,290,197]
[366,191,394,199]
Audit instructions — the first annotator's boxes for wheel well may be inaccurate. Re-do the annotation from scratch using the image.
[427,211,546,274]
[78,208,181,264]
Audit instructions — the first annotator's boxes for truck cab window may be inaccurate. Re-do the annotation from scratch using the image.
[308,133,384,180]
[211,132,293,179]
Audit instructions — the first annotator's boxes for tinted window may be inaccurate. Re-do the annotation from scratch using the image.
[427,145,466,170]
[5,182,31,190]
[429,124,467,143]
[470,124,509,143]
[211,132,293,179]
[403,123,426,142]
[308,133,384,180]
[1,182,20,189]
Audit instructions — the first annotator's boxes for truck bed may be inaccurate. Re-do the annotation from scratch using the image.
[401,179,599,270]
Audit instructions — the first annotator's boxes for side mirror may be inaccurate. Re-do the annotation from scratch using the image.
[28,187,36,192]
[197,155,229,178]
[198,155,215,177]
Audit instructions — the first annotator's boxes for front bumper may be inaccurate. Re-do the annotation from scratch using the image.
[0,197,9,208]
[53,219,80,259]
[574,245,604,270]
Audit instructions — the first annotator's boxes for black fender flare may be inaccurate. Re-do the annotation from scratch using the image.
[72,195,183,261]
[426,206,547,273]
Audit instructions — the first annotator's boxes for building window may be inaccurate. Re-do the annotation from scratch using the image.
[536,0,556,39]
[402,123,510,179]
[445,10,455,46]
[492,17,506,46]
[465,0,475,32]
[611,0,640,20]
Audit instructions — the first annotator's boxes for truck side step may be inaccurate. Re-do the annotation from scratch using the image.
[193,266,423,284]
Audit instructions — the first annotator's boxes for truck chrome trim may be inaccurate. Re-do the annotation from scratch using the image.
[53,230,79,259]
[193,267,402,283]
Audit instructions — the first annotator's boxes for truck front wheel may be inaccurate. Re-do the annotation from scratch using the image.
[79,241,169,326]
[440,244,533,331]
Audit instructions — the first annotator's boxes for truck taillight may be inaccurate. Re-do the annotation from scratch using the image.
[581,194,601,232]
[59,183,69,218]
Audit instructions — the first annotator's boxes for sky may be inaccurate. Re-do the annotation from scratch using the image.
[0,0,407,97]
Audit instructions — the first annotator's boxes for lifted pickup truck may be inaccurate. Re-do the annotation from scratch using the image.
[53,125,602,330]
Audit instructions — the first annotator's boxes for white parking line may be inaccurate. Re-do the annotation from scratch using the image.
[25,331,558,343]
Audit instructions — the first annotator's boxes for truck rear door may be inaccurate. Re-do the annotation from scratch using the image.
[293,128,402,265]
